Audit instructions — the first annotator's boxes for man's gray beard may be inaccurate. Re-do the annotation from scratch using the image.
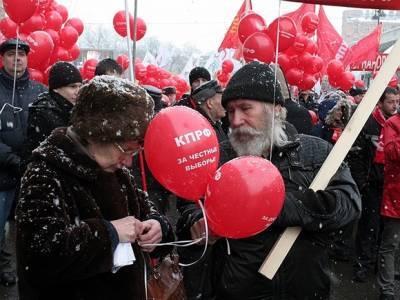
[229,120,288,157]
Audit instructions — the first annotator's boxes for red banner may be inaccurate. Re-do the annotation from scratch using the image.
[284,0,400,10]
[317,6,348,73]
[344,24,382,70]
[218,0,252,54]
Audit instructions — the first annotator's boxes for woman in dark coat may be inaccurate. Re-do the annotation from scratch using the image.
[16,76,174,300]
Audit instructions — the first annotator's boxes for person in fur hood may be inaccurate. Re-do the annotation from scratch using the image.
[311,91,353,144]
[16,76,174,300]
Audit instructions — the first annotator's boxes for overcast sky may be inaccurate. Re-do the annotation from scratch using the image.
[57,0,362,53]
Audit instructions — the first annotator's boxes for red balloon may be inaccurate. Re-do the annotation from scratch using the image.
[339,71,355,91]
[354,79,365,88]
[304,39,318,55]
[285,68,303,86]
[221,59,234,74]
[388,75,398,88]
[135,63,147,81]
[82,59,98,80]
[0,17,18,38]
[266,16,297,52]
[37,0,53,15]
[308,110,318,125]
[129,17,147,41]
[116,54,130,71]
[205,156,285,239]
[238,12,266,44]
[53,4,68,23]
[242,32,275,64]
[301,12,319,34]
[278,53,291,72]
[299,73,317,90]
[304,56,323,74]
[216,70,230,84]
[60,26,79,49]
[27,31,54,70]
[21,14,44,34]
[113,11,130,37]
[293,34,308,53]
[328,76,340,88]
[3,0,38,25]
[327,60,344,81]
[29,68,44,83]
[65,18,84,36]
[146,64,159,77]
[45,10,63,31]
[144,106,220,201]
[298,52,314,70]
[45,28,60,47]
[68,44,80,61]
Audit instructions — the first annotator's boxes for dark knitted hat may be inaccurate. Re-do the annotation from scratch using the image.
[191,80,223,104]
[142,85,164,113]
[0,38,30,55]
[349,87,366,97]
[71,76,154,143]
[49,61,82,90]
[221,61,284,108]
[162,86,176,95]
[189,67,211,86]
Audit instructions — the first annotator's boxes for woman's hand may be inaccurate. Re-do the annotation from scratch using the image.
[138,219,162,252]
[111,216,143,243]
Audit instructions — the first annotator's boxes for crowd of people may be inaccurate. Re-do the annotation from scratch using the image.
[0,37,399,300]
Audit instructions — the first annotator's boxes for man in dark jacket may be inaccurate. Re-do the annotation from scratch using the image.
[0,38,47,286]
[350,87,400,282]
[177,66,211,107]
[178,62,361,300]
[23,61,82,167]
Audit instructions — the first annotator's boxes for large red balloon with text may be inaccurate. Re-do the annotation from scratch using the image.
[284,0,400,9]
[3,0,38,25]
[205,156,285,239]
[144,106,220,201]
[242,32,275,64]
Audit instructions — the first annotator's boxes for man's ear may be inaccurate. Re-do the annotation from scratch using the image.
[205,98,213,109]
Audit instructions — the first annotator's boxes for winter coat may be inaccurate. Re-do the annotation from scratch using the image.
[16,127,174,300]
[284,98,313,135]
[22,90,74,168]
[347,106,386,190]
[177,133,361,300]
[0,68,47,190]
[380,113,400,218]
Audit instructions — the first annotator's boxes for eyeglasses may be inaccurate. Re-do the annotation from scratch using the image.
[114,142,142,157]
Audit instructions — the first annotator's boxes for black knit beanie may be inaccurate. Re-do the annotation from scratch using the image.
[49,61,82,90]
[221,61,284,108]
[189,67,211,86]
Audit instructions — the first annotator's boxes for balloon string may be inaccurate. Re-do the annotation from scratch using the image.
[140,200,209,267]
[11,26,20,108]
[269,0,282,162]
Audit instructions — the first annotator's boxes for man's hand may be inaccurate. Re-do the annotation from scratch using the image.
[138,219,162,252]
[111,216,143,243]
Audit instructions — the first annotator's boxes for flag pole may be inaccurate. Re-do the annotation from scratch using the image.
[132,0,138,82]
[124,0,135,81]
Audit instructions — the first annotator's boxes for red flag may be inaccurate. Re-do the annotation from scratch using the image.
[317,6,349,73]
[343,24,382,70]
[283,0,400,10]
[283,3,315,34]
[218,0,252,55]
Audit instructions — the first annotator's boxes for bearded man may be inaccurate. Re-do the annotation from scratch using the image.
[180,62,361,300]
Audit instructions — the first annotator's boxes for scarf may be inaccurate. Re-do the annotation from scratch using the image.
[372,106,386,164]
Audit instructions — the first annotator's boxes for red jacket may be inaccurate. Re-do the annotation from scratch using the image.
[381,113,400,218]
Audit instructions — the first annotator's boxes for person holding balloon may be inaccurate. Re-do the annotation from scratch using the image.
[0,38,47,286]
[16,76,174,299]
[185,62,361,300]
